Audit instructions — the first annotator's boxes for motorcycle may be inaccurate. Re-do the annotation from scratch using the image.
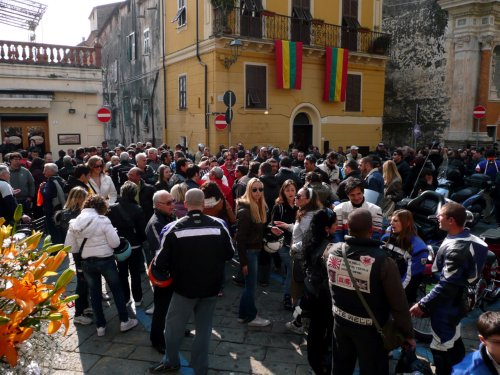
[451,174,495,227]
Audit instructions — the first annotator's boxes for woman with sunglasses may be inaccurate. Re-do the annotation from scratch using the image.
[236,177,282,327]
[275,187,322,334]
[87,155,117,204]
[383,209,428,304]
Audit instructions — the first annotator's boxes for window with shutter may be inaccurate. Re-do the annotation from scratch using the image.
[178,75,187,110]
[127,32,136,61]
[172,0,186,27]
[345,74,361,112]
[143,29,150,55]
[245,65,267,109]
[490,46,500,99]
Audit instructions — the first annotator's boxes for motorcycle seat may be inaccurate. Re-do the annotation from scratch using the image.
[451,187,480,203]
[407,190,444,217]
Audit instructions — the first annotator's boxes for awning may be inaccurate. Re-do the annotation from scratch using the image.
[0,93,53,108]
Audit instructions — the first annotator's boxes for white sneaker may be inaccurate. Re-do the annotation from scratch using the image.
[285,320,305,334]
[134,299,143,307]
[96,327,106,337]
[247,316,271,327]
[120,318,138,332]
[145,305,155,315]
[74,315,92,325]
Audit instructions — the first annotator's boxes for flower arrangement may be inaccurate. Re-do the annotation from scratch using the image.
[0,205,76,367]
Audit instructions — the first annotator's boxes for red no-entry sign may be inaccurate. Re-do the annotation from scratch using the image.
[214,114,227,130]
[97,107,112,123]
[473,105,486,119]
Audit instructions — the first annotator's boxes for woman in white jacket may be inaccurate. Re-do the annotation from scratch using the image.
[65,195,137,337]
[87,156,117,203]
[275,187,322,334]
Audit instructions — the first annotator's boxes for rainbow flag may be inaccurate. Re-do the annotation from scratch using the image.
[324,47,349,102]
[275,40,303,89]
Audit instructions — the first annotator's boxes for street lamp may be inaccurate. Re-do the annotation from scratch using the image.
[223,39,242,69]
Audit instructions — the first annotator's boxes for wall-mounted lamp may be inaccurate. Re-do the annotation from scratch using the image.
[224,39,243,70]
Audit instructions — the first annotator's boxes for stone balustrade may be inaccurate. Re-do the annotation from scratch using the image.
[0,40,102,68]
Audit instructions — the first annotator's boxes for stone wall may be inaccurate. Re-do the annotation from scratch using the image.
[382,0,450,148]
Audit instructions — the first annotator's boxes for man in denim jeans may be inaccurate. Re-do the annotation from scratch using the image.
[149,189,234,374]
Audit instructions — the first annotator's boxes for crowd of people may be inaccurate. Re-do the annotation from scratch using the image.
[0,139,498,375]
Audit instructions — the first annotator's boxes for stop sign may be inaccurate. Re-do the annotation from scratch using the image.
[473,105,486,119]
[214,114,227,130]
[97,107,112,123]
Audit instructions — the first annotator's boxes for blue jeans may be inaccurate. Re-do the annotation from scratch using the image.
[238,249,259,321]
[82,256,130,328]
[163,292,217,375]
[278,245,292,296]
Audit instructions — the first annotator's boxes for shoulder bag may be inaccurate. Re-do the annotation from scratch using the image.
[341,243,405,350]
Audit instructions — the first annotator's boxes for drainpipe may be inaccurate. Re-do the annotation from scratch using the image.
[161,0,168,142]
[196,0,209,148]
[150,70,159,146]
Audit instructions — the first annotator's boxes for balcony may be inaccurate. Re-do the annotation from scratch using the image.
[212,8,391,56]
[0,40,102,68]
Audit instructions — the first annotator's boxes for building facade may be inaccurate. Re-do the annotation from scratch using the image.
[438,0,500,145]
[87,0,165,146]
[0,41,103,157]
[163,0,391,153]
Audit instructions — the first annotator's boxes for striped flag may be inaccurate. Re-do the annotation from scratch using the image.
[275,40,303,89]
[324,47,349,102]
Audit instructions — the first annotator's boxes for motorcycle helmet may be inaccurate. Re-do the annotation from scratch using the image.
[263,232,284,253]
[113,237,132,262]
[148,261,173,288]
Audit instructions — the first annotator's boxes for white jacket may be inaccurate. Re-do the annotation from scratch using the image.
[288,210,318,260]
[65,208,120,259]
[88,174,117,204]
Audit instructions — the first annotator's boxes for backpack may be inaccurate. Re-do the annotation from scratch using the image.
[51,178,67,211]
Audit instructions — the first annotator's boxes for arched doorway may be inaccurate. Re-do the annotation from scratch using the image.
[292,112,312,151]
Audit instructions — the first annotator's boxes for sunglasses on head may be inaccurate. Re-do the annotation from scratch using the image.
[252,187,264,192]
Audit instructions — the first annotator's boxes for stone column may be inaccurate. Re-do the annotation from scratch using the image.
[476,37,493,132]
[446,35,480,141]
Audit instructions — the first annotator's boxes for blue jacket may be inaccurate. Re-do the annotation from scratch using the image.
[419,230,489,343]
[452,344,498,375]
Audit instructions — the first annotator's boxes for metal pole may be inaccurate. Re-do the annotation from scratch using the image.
[228,94,232,146]
[476,118,480,148]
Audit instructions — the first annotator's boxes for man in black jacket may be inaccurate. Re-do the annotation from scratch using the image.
[150,189,234,374]
[275,156,302,189]
[326,209,415,374]
[111,152,133,192]
[127,167,155,221]
[145,190,176,353]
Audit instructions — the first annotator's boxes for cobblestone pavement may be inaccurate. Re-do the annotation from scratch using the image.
[42,221,498,374]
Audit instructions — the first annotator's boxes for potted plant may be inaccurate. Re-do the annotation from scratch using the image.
[210,0,237,34]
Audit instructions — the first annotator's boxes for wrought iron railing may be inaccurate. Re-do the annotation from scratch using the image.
[213,7,391,56]
[0,41,102,68]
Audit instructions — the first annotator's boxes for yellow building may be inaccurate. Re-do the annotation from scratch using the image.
[164,0,390,153]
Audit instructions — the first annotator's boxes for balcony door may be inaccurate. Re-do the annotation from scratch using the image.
[291,0,311,45]
[342,0,360,51]
[240,0,263,38]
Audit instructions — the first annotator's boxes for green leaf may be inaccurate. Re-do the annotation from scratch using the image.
[0,316,10,325]
[61,294,79,303]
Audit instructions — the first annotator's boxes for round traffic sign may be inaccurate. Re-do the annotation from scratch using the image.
[473,105,486,119]
[214,114,227,130]
[97,107,112,123]
[223,90,236,107]
[225,108,233,125]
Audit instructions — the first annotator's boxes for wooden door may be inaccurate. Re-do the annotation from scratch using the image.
[1,118,50,154]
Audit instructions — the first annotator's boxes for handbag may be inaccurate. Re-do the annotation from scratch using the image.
[341,244,405,350]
